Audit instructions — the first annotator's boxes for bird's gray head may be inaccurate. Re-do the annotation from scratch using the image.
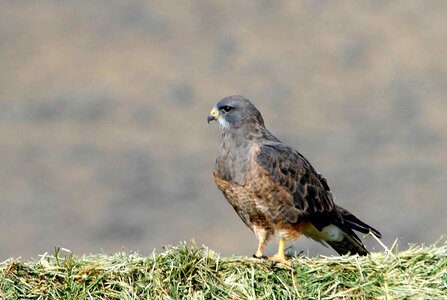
[207,95,265,131]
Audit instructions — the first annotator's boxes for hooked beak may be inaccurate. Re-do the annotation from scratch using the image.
[207,107,219,124]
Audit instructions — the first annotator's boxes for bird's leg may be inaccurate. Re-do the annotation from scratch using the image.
[253,240,266,259]
[252,227,268,259]
[268,238,291,266]
[255,240,264,257]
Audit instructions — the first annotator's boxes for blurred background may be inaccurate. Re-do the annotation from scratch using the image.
[1,1,446,259]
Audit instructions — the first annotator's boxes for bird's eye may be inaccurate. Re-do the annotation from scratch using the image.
[221,106,233,112]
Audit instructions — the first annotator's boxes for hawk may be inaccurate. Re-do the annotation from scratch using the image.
[207,95,381,265]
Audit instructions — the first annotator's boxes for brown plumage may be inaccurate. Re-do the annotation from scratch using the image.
[208,95,381,265]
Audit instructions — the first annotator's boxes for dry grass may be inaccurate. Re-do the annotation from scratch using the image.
[0,241,446,299]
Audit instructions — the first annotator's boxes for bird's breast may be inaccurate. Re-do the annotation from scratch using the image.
[215,142,261,185]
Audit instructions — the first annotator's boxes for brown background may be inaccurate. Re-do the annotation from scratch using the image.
[1,1,446,259]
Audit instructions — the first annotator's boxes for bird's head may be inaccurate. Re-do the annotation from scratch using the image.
[207,95,265,130]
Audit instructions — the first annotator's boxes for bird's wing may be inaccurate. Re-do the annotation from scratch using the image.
[256,142,342,229]
[256,142,382,256]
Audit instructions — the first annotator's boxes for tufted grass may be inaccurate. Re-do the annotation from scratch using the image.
[0,240,446,299]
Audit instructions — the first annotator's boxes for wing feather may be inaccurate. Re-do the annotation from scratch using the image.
[256,142,341,228]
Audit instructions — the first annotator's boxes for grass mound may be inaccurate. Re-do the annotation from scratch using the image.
[0,241,446,299]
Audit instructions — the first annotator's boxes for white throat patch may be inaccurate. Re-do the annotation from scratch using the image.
[218,117,230,129]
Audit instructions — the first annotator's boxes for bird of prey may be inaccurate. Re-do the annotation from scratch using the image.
[207,95,381,265]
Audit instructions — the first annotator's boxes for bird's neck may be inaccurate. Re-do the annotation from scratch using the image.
[221,125,278,145]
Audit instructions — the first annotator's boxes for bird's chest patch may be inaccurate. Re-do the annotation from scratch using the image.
[213,144,299,233]
[215,143,259,185]
[213,145,270,225]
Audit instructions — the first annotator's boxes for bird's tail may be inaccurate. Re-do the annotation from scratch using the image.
[328,205,382,256]
[326,231,369,256]
[336,205,382,238]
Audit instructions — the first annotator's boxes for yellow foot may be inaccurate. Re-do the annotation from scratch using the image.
[268,255,291,267]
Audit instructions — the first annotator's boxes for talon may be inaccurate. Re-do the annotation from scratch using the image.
[268,254,292,266]
[253,254,268,260]
[268,238,291,266]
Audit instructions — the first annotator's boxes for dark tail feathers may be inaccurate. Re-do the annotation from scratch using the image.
[336,205,382,238]
[328,205,382,256]
[327,235,369,256]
